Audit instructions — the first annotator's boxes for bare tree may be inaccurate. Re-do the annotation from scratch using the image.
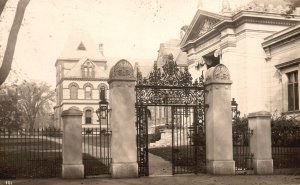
[0,0,30,85]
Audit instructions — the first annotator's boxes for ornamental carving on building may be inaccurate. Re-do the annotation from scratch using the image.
[198,18,219,36]
[232,2,296,15]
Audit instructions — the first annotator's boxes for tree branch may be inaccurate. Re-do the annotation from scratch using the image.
[0,0,8,15]
[0,0,30,85]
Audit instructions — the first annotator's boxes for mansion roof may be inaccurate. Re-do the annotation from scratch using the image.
[57,29,106,62]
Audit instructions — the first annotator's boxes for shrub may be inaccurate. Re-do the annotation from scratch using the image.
[271,114,300,146]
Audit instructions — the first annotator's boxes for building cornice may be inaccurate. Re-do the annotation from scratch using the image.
[275,58,300,69]
[56,77,108,86]
[262,24,300,49]
[54,102,101,109]
[181,11,300,52]
[55,58,107,66]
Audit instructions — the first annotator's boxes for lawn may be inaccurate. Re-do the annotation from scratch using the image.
[0,138,62,150]
[82,134,111,147]
[149,147,172,161]
[0,136,110,179]
[83,153,111,176]
[0,151,62,178]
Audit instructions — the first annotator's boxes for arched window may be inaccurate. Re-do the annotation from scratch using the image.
[98,83,108,101]
[85,110,92,124]
[84,83,93,99]
[69,83,79,99]
[100,86,105,101]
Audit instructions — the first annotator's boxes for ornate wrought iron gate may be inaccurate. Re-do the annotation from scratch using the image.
[171,106,205,174]
[135,54,206,176]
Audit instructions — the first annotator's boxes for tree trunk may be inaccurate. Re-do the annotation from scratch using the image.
[29,120,34,135]
[0,0,9,15]
[0,0,30,85]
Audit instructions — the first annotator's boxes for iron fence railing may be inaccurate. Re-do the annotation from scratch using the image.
[231,98,254,174]
[0,128,62,179]
[82,128,111,176]
[271,116,300,169]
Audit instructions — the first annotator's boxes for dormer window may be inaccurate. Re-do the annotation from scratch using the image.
[77,42,86,50]
[81,60,95,78]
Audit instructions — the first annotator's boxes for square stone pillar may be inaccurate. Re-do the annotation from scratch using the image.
[61,108,84,179]
[205,64,235,175]
[248,111,273,175]
[108,59,138,178]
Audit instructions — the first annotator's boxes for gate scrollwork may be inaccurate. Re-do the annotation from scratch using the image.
[135,54,206,176]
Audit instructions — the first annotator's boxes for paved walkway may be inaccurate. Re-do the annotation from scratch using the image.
[4,175,300,185]
[149,153,172,176]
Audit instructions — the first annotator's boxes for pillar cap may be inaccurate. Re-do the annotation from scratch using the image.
[205,64,232,85]
[108,59,135,83]
[61,108,83,117]
[248,111,271,118]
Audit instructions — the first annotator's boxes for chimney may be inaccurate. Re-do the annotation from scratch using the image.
[99,43,103,55]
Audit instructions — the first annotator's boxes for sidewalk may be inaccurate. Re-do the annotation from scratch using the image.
[3,174,300,185]
[149,152,172,176]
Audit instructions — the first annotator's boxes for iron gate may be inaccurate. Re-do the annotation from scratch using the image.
[172,106,205,174]
[135,54,206,176]
[83,100,112,177]
[231,98,254,174]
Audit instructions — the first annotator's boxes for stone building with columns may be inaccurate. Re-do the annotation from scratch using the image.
[54,30,109,129]
[181,0,300,118]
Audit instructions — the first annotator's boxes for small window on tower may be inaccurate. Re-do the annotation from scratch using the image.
[77,42,86,50]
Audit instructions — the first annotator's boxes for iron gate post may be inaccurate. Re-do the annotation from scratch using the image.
[205,64,235,175]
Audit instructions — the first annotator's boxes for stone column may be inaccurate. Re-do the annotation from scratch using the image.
[205,64,235,175]
[248,111,273,175]
[61,108,84,179]
[108,59,138,178]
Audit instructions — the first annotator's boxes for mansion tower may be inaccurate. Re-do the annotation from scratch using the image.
[54,30,109,129]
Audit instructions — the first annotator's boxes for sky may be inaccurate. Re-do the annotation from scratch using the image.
[0,0,248,87]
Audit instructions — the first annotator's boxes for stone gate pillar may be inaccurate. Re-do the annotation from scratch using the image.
[108,59,138,178]
[205,64,235,175]
[61,108,84,178]
[248,111,273,174]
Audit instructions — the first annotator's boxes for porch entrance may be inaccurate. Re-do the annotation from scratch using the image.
[135,55,206,176]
